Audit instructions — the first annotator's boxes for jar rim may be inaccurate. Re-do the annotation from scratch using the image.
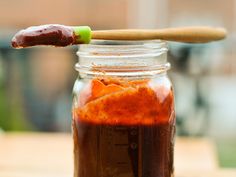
[78,39,167,52]
[80,39,167,47]
[76,39,169,77]
[77,39,168,59]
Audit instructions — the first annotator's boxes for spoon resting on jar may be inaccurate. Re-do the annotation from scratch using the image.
[11,24,227,48]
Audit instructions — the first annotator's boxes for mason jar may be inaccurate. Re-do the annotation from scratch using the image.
[72,40,175,177]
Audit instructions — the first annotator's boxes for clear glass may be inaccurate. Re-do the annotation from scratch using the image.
[72,40,175,177]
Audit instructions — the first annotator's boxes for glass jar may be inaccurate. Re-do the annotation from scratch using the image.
[72,40,175,177]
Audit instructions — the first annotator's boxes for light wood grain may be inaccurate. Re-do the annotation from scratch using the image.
[0,133,235,177]
[0,133,73,177]
[177,169,236,177]
[175,138,218,173]
[92,26,227,43]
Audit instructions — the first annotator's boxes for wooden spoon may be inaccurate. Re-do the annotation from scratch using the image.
[11,25,227,48]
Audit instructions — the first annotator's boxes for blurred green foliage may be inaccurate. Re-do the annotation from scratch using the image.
[0,54,32,131]
[0,82,31,131]
[217,139,236,168]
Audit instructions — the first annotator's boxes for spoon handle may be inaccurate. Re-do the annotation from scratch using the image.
[92,26,227,43]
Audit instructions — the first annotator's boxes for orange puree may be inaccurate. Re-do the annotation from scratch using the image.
[73,78,174,125]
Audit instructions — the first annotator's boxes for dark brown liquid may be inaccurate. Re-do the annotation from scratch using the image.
[11,24,75,48]
[73,119,175,177]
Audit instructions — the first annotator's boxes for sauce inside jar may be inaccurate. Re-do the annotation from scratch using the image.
[72,77,175,177]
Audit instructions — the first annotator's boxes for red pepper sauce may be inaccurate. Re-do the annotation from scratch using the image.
[72,78,175,177]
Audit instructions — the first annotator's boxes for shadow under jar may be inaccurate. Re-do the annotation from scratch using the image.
[72,40,175,177]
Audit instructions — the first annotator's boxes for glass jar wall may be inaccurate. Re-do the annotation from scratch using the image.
[72,40,175,177]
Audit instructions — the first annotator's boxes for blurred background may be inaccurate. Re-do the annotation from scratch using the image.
[0,0,235,168]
